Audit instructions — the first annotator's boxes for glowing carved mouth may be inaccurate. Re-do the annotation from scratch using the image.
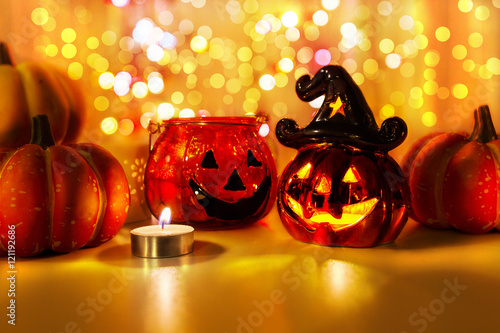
[188,176,272,221]
[285,195,380,228]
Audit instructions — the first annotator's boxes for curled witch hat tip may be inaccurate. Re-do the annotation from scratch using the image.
[276,65,407,152]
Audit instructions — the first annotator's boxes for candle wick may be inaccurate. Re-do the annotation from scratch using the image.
[161,221,164,231]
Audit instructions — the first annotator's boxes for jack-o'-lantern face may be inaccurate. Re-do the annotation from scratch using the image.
[145,117,277,229]
[277,144,409,247]
[280,145,382,231]
[285,163,380,229]
[188,147,273,221]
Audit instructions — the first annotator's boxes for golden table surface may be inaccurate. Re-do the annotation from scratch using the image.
[2,210,500,333]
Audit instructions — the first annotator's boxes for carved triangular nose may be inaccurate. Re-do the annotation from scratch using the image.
[224,169,246,191]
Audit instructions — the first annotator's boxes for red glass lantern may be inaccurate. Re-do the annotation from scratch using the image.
[276,65,410,247]
[145,117,277,229]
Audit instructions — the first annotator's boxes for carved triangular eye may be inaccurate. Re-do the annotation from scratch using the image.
[247,150,262,167]
[201,150,218,169]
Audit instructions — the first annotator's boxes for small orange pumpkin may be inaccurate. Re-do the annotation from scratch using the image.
[0,42,86,148]
[0,115,129,256]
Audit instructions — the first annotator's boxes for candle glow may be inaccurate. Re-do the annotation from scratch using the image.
[159,207,171,231]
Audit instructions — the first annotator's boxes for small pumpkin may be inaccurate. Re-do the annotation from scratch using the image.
[0,42,85,148]
[403,105,500,234]
[0,115,129,256]
[276,65,410,247]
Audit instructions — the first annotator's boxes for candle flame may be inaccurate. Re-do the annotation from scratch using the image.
[159,208,171,231]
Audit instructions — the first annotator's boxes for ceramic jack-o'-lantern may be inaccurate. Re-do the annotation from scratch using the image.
[144,116,277,229]
[276,65,410,247]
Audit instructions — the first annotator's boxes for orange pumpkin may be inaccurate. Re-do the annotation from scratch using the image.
[0,115,129,256]
[0,42,85,148]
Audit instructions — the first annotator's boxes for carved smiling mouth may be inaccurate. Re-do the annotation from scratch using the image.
[284,194,380,229]
[188,175,272,220]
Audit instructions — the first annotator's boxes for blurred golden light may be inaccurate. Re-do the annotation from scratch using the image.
[94,57,109,72]
[147,45,164,62]
[87,37,99,49]
[61,44,77,59]
[363,58,378,76]
[42,17,56,32]
[462,59,475,72]
[148,76,164,94]
[478,65,492,80]
[390,91,405,106]
[244,0,259,13]
[452,44,467,60]
[399,15,414,31]
[281,11,299,28]
[278,58,294,73]
[246,88,261,102]
[159,10,174,26]
[486,57,500,75]
[61,28,76,43]
[179,19,194,35]
[94,96,109,111]
[379,38,394,54]
[452,84,468,99]
[67,62,83,80]
[102,31,117,46]
[435,27,450,42]
[423,80,438,95]
[171,91,185,104]
[191,36,208,53]
[118,119,134,136]
[99,72,115,90]
[313,10,329,26]
[342,59,357,73]
[132,82,148,99]
[101,117,118,135]
[32,8,49,26]
[377,1,392,16]
[424,50,440,67]
[468,32,483,48]
[458,0,473,13]
[45,44,58,57]
[259,74,276,91]
[158,103,175,120]
[352,72,364,85]
[422,112,437,127]
[210,73,225,89]
[274,73,288,88]
[414,34,429,50]
[297,46,314,64]
[237,46,253,62]
[285,27,301,42]
[322,0,340,10]
[179,108,195,118]
[380,104,395,119]
[386,53,402,69]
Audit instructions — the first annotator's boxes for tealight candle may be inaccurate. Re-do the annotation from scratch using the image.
[130,208,194,258]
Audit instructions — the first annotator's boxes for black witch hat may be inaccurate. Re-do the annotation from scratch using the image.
[276,65,407,152]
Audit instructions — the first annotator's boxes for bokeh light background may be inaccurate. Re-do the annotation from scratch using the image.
[2,0,500,221]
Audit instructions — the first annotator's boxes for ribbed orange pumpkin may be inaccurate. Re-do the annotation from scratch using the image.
[0,115,129,256]
[0,42,85,148]
[403,105,500,234]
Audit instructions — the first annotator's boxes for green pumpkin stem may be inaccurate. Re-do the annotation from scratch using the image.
[0,42,15,66]
[30,115,56,150]
[469,105,497,143]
